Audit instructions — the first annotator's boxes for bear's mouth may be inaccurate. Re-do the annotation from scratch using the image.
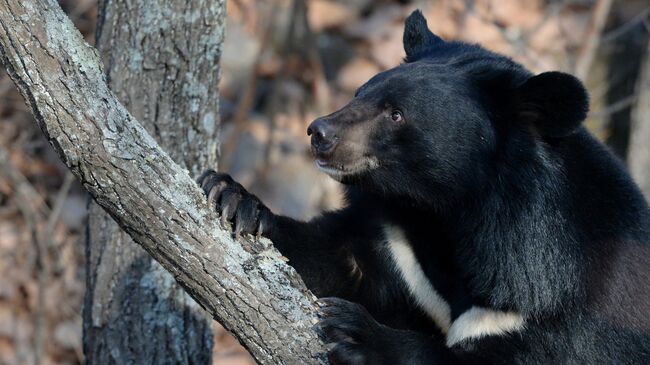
[314,157,379,181]
[315,159,345,178]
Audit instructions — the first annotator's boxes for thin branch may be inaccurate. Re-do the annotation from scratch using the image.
[0,147,45,365]
[258,0,302,182]
[589,93,639,118]
[220,0,280,172]
[575,0,614,81]
[601,7,650,43]
[627,39,650,198]
[43,172,74,242]
[0,150,51,217]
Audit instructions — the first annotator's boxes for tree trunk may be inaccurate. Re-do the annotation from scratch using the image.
[628,40,650,199]
[0,0,328,364]
[83,1,222,363]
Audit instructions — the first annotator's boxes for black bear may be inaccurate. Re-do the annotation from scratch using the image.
[199,10,650,364]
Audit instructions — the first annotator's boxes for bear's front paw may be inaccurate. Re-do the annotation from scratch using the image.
[197,169,274,239]
[318,297,387,365]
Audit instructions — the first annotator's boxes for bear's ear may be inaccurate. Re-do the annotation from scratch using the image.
[403,10,443,61]
[516,72,589,138]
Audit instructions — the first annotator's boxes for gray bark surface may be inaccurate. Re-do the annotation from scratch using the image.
[0,0,327,364]
[628,41,650,199]
[83,0,222,363]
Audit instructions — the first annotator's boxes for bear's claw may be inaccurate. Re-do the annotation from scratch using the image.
[317,297,383,365]
[198,169,272,239]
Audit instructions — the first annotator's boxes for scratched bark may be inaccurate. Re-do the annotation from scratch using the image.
[0,0,327,364]
[83,0,222,363]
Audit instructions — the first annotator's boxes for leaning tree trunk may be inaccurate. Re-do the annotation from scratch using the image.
[83,1,223,363]
[628,40,650,200]
[0,0,328,364]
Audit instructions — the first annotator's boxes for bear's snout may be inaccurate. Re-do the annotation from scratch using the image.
[307,118,338,156]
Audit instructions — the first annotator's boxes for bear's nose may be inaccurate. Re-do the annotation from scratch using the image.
[307,118,338,155]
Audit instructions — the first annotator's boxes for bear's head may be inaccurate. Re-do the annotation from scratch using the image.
[308,10,588,204]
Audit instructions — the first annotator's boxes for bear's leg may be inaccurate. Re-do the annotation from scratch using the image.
[197,169,382,298]
[318,297,467,365]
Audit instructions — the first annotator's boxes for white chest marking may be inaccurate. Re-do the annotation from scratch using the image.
[446,307,525,347]
[383,225,526,344]
[384,225,452,333]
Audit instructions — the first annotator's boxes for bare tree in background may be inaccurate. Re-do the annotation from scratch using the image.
[83,1,223,363]
[628,41,650,199]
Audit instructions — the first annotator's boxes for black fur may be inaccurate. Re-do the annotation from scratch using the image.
[199,9,650,365]
[404,10,443,62]
[516,71,589,138]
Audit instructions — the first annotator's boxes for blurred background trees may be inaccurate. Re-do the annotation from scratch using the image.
[0,0,648,364]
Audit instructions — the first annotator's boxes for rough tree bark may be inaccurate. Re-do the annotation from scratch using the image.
[0,0,327,364]
[628,40,650,199]
[83,1,222,363]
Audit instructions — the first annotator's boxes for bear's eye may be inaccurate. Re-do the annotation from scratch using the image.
[390,110,403,123]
